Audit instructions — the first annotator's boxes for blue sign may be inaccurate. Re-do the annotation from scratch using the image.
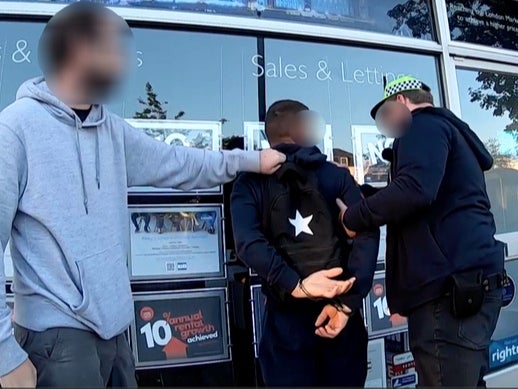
[391,372,418,388]
[502,275,515,308]
[489,335,518,370]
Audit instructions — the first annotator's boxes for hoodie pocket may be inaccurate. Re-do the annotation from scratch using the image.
[72,243,133,339]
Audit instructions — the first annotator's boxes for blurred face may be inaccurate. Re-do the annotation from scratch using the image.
[72,17,129,103]
[289,110,326,147]
[375,95,413,138]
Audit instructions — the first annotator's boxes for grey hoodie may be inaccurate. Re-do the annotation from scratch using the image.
[0,77,261,376]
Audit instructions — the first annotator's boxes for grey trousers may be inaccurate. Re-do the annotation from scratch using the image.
[14,325,137,388]
[407,289,502,387]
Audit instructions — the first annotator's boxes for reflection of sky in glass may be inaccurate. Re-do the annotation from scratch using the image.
[456,68,518,238]
[0,20,439,151]
[0,0,434,40]
[264,39,440,154]
[120,27,259,138]
[4,20,515,161]
[456,69,518,157]
[0,22,259,139]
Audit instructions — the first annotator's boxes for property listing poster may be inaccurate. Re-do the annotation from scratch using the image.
[365,338,387,388]
[489,258,518,371]
[129,206,224,280]
[244,121,334,161]
[390,351,416,383]
[352,126,393,188]
[125,120,221,194]
[365,272,408,338]
[132,289,229,368]
[4,243,13,280]
[250,285,267,358]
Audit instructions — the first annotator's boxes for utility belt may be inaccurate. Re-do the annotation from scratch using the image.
[447,269,508,319]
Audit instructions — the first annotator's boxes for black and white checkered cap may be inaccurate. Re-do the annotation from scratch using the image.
[370,76,430,119]
[384,79,423,98]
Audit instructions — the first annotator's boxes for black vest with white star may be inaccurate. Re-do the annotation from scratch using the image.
[261,161,343,300]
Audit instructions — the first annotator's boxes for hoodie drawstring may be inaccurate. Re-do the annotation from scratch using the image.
[95,130,101,190]
[75,120,89,215]
[74,120,102,215]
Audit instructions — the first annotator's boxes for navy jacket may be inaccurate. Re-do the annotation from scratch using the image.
[231,144,380,310]
[344,107,505,315]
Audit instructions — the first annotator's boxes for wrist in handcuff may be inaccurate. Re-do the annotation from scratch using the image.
[297,280,355,316]
[332,300,354,317]
[298,279,319,301]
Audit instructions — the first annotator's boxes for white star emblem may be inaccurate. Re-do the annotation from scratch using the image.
[289,210,313,237]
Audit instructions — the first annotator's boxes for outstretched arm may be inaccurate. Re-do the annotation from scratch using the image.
[123,122,284,190]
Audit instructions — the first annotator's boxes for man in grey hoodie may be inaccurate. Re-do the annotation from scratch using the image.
[0,3,289,388]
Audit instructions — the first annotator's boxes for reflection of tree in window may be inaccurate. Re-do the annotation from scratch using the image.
[471,72,518,234]
[134,82,168,120]
[390,3,518,151]
[387,0,433,39]
[469,72,518,148]
[445,0,518,51]
[133,82,208,148]
[395,1,518,234]
[387,0,432,38]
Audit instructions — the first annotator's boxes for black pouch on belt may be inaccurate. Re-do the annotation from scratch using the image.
[448,269,484,319]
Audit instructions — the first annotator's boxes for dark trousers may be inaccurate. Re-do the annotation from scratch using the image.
[14,325,137,388]
[407,289,502,387]
[258,302,368,387]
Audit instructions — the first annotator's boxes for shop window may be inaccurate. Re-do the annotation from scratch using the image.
[447,0,518,51]
[121,27,259,139]
[256,0,434,39]
[0,21,259,139]
[262,38,441,185]
[0,22,44,109]
[1,0,434,40]
[456,68,518,236]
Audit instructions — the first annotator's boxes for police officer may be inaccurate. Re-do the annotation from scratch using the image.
[339,76,506,387]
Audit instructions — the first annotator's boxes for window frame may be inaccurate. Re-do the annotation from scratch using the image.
[0,1,442,53]
[450,58,518,259]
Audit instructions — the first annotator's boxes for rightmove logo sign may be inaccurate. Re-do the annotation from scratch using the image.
[490,335,518,369]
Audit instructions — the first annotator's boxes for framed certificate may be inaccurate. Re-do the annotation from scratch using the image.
[352,125,393,188]
[125,119,223,195]
[131,288,230,369]
[4,243,13,282]
[364,271,408,338]
[366,338,387,388]
[128,205,225,281]
[250,284,266,359]
[244,121,334,161]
